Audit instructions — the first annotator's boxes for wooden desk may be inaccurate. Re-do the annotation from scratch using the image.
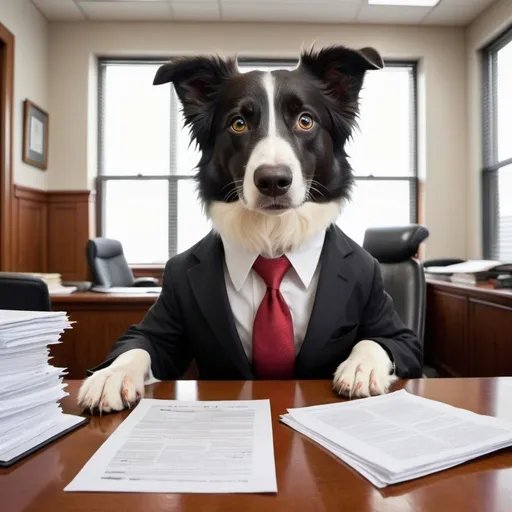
[50,292,157,379]
[2,378,512,512]
[425,278,512,377]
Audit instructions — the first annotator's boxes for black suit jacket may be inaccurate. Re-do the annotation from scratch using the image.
[90,226,423,380]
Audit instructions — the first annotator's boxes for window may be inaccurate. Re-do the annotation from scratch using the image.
[98,58,417,264]
[98,59,210,265]
[335,62,417,244]
[482,27,512,261]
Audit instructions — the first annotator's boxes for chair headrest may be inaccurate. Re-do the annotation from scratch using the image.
[0,272,48,285]
[363,225,429,264]
[88,238,124,260]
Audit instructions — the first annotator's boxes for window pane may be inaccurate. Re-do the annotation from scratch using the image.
[336,180,412,246]
[497,41,512,162]
[174,89,201,176]
[104,180,169,264]
[177,179,212,253]
[346,66,414,177]
[496,164,512,260]
[238,62,296,73]
[103,63,170,176]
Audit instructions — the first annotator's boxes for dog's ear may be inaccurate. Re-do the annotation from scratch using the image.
[299,45,383,140]
[153,56,238,146]
[299,45,383,99]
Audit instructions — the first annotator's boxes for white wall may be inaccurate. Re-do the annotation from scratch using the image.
[466,0,512,258]
[48,21,467,259]
[0,0,48,190]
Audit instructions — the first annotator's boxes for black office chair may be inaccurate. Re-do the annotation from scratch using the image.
[0,272,51,311]
[362,224,438,377]
[86,238,159,288]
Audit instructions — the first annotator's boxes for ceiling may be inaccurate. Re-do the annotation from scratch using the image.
[32,0,496,26]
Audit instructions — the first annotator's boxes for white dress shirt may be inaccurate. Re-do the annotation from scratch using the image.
[221,230,326,362]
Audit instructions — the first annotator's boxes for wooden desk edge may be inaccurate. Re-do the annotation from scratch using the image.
[426,277,512,299]
[50,291,158,304]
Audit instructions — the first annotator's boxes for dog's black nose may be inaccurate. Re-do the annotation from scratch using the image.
[253,165,292,197]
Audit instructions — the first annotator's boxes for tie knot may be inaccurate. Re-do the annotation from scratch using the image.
[253,255,291,290]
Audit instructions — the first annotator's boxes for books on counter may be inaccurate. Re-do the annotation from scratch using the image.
[0,310,86,467]
[280,389,512,488]
[425,260,512,285]
[17,273,77,294]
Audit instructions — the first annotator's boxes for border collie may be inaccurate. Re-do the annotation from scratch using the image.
[78,44,398,413]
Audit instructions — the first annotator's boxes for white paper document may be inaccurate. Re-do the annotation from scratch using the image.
[65,398,277,494]
[281,389,512,488]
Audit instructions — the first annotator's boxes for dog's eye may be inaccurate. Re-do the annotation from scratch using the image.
[297,113,314,130]
[230,117,247,133]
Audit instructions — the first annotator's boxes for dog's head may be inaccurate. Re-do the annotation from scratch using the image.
[154,45,383,215]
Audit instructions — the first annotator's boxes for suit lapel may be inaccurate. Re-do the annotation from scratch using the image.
[295,226,355,371]
[188,233,253,379]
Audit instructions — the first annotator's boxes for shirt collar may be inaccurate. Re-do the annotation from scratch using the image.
[221,230,326,292]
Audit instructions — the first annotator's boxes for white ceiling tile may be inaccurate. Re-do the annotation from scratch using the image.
[228,0,360,3]
[422,0,496,25]
[78,1,173,21]
[356,4,432,24]
[423,6,479,25]
[79,0,168,2]
[171,1,220,21]
[220,1,361,23]
[32,0,86,21]
[436,0,492,7]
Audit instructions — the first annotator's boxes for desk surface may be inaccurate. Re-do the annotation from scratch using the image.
[50,291,158,304]
[3,378,512,512]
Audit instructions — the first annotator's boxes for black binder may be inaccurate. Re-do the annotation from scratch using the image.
[0,416,88,468]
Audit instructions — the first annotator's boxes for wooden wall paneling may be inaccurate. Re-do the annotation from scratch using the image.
[47,190,95,281]
[12,185,47,272]
[0,23,14,271]
[468,299,512,377]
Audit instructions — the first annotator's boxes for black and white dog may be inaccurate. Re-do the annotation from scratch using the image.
[78,44,409,413]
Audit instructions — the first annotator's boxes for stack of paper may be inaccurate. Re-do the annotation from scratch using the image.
[0,310,86,467]
[281,389,512,488]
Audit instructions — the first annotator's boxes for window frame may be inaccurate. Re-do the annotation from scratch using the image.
[96,56,418,265]
[481,24,512,259]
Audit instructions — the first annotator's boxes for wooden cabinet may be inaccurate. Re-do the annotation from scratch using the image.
[425,279,512,377]
[50,292,157,379]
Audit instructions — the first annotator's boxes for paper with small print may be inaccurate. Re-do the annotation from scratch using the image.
[281,389,512,488]
[65,398,277,494]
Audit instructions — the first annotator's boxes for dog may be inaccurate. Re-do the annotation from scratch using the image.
[78,44,421,414]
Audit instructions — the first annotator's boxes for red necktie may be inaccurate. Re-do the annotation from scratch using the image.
[252,255,295,379]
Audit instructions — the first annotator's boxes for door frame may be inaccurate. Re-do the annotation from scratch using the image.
[0,22,14,271]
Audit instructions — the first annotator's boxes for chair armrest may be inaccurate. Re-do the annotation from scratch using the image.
[133,277,159,287]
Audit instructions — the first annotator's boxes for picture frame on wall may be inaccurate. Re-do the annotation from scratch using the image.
[22,99,49,170]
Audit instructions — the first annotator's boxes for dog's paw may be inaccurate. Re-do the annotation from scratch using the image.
[77,349,150,414]
[332,340,397,398]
